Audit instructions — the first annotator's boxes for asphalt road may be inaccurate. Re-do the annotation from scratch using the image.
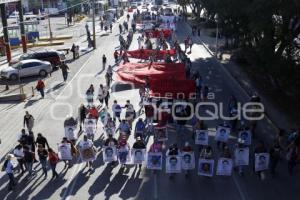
[0,8,299,200]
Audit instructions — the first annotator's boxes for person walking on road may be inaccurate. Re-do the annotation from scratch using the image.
[110,23,112,33]
[79,135,96,171]
[3,154,16,192]
[269,140,282,177]
[23,111,34,132]
[36,79,45,98]
[166,143,180,179]
[114,50,119,63]
[37,144,48,179]
[23,146,35,178]
[102,54,107,69]
[48,148,59,179]
[104,134,118,167]
[181,142,194,178]
[86,84,95,106]
[35,133,50,149]
[132,136,146,169]
[78,104,87,132]
[13,144,25,174]
[97,84,107,105]
[112,100,121,123]
[60,61,70,82]
[105,71,112,88]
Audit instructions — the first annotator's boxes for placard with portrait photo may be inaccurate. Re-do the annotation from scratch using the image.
[166,155,182,173]
[234,147,249,166]
[64,126,77,140]
[84,119,97,136]
[255,153,270,172]
[154,126,168,142]
[181,152,195,170]
[146,152,163,170]
[58,143,72,160]
[103,146,117,162]
[238,130,252,146]
[198,159,214,177]
[216,158,233,176]
[195,130,209,145]
[215,126,230,143]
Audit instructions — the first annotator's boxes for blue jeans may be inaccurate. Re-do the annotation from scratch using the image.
[40,159,48,176]
[7,173,15,190]
[39,89,44,98]
[62,72,68,81]
[25,162,33,175]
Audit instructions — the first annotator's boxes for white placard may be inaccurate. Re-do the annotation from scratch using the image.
[215,126,230,142]
[64,126,77,140]
[146,152,163,170]
[103,146,117,162]
[238,130,252,145]
[198,159,214,177]
[255,153,270,172]
[216,158,233,176]
[181,152,195,170]
[166,155,182,173]
[118,147,131,164]
[195,130,209,145]
[234,147,249,166]
[132,149,146,164]
[58,143,72,160]
[84,119,97,136]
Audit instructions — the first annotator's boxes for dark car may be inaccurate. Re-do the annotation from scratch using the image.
[19,50,66,69]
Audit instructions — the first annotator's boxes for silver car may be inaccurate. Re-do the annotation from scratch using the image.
[0,59,52,80]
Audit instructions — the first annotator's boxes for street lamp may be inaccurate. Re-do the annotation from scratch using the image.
[215,14,219,58]
[47,0,53,41]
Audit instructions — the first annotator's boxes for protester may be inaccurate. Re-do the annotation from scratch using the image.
[36,79,45,98]
[60,61,70,82]
[13,144,25,174]
[3,154,16,191]
[132,137,146,169]
[104,134,118,167]
[114,50,119,63]
[35,133,50,149]
[98,84,107,105]
[112,100,122,123]
[23,146,35,177]
[269,140,282,176]
[23,111,34,132]
[86,84,95,106]
[181,142,194,177]
[79,135,95,171]
[135,118,146,139]
[102,54,107,69]
[78,104,87,132]
[48,148,59,179]
[254,140,267,179]
[37,144,48,179]
[166,143,180,179]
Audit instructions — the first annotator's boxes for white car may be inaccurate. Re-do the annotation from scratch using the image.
[0,59,52,80]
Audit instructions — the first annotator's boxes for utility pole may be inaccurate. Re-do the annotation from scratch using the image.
[92,0,96,49]
[47,0,53,41]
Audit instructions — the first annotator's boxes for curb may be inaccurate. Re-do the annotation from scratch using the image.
[184,20,279,132]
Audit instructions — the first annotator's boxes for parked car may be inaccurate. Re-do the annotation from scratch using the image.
[0,59,52,80]
[19,50,66,68]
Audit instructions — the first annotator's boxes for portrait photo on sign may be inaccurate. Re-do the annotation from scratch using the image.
[64,126,77,140]
[234,147,249,166]
[58,143,72,160]
[181,152,195,170]
[103,146,117,162]
[80,146,96,162]
[238,130,252,145]
[132,149,146,164]
[216,158,233,176]
[147,152,163,170]
[118,148,131,164]
[166,155,182,173]
[154,126,168,141]
[255,153,270,172]
[195,130,209,145]
[84,119,97,135]
[198,159,214,177]
[215,126,230,142]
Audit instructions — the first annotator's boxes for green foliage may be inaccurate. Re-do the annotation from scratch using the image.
[188,0,300,96]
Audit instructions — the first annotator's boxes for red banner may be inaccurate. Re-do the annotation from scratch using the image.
[149,79,196,99]
[116,63,186,85]
[127,49,176,60]
[145,29,172,38]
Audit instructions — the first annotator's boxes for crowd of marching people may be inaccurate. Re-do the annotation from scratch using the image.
[2,6,300,194]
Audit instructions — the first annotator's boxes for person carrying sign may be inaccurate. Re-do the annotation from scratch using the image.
[104,134,118,167]
[135,118,146,139]
[166,144,180,179]
[79,135,96,171]
[181,142,194,178]
[132,137,146,169]
[254,140,268,180]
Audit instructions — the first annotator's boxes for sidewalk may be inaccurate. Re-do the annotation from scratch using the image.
[184,19,297,131]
